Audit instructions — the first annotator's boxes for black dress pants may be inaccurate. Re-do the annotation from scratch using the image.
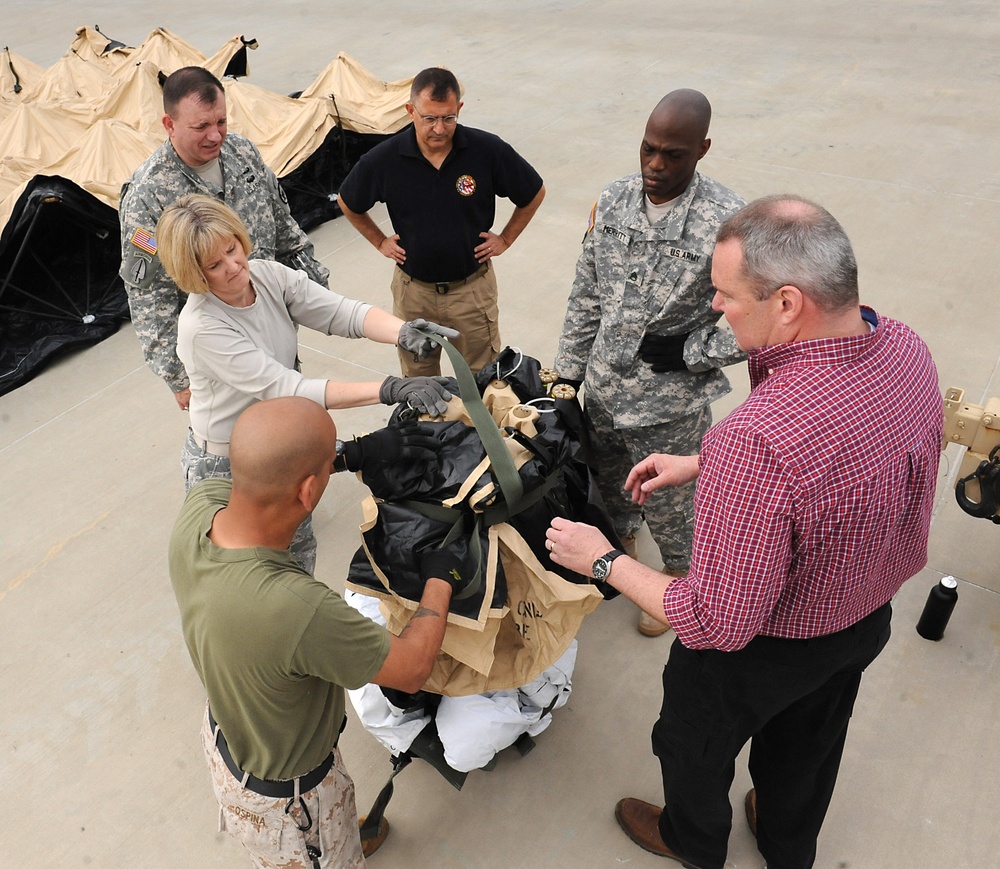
[651,603,892,869]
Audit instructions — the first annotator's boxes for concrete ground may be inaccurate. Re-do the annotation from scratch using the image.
[2,2,999,867]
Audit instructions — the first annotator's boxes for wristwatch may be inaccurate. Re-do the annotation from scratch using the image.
[331,439,347,473]
[592,549,625,585]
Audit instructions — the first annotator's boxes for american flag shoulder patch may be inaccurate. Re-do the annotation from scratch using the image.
[130,228,157,255]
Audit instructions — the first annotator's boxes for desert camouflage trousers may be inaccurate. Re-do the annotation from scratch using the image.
[181,429,317,574]
[584,395,711,574]
[200,706,366,869]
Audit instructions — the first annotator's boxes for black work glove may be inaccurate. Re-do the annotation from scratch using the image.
[379,375,453,417]
[397,319,460,362]
[419,540,477,596]
[638,332,690,372]
[342,421,441,473]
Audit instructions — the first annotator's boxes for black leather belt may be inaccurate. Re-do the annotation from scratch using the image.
[406,262,489,294]
[208,708,336,799]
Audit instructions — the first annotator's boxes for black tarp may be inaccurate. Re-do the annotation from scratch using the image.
[348,349,622,613]
[278,124,394,232]
[0,176,128,397]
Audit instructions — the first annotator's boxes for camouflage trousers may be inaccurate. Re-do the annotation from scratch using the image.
[391,263,501,377]
[181,429,318,574]
[584,396,711,574]
[200,706,365,869]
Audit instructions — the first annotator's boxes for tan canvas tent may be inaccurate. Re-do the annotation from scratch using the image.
[299,51,414,136]
[0,26,409,396]
[0,49,45,117]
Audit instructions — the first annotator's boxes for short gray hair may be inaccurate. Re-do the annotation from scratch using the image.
[716,194,859,310]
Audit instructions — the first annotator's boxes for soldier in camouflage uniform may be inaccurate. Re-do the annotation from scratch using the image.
[119,66,329,412]
[554,90,745,635]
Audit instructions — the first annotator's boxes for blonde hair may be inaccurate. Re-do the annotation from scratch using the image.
[156,194,252,295]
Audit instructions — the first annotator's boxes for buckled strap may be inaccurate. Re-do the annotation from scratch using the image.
[208,708,335,798]
[420,329,525,513]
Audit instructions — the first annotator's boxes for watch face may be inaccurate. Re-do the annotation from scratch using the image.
[592,549,623,582]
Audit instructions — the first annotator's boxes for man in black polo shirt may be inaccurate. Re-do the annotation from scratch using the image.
[338,67,545,376]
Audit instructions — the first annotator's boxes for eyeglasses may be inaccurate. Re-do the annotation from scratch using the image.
[417,114,458,126]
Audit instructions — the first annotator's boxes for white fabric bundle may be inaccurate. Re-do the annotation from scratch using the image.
[345,590,577,772]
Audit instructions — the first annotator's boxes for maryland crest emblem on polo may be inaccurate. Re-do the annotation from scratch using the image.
[455,174,476,196]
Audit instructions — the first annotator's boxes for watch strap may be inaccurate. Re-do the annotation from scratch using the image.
[593,548,625,583]
[332,438,348,473]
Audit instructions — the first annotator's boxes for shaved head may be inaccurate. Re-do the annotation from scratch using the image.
[649,89,712,141]
[229,398,336,502]
[640,88,713,204]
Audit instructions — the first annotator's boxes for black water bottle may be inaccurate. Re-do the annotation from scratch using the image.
[915,575,959,641]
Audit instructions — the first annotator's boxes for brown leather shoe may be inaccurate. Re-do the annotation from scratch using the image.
[744,788,758,839]
[614,797,702,867]
[359,814,389,857]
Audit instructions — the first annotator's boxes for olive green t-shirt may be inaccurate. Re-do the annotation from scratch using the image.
[169,479,390,780]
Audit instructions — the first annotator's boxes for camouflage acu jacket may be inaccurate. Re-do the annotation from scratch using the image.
[555,171,745,428]
[118,134,329,392]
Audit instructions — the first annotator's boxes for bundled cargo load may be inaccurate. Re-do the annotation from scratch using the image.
[346,346,618,697]
[345,344,620,827]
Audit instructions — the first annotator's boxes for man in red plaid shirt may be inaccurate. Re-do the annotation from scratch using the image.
[547,194,942,869]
